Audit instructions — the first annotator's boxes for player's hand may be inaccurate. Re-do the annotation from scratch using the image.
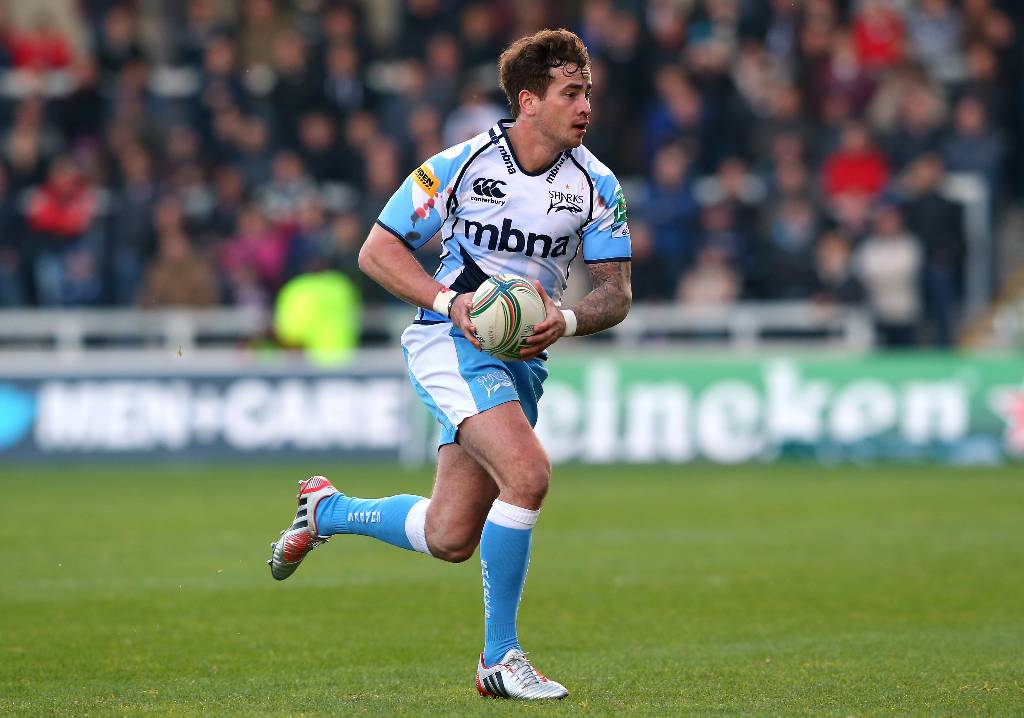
[449,292,483,350]
[520,281,565,359]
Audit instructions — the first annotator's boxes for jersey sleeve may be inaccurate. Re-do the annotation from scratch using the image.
[582,160,631,263]
[376,142,474,251]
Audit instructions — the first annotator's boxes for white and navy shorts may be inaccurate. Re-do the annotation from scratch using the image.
[401,321,548,447]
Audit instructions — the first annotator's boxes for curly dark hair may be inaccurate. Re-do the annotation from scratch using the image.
[498,29,590,119]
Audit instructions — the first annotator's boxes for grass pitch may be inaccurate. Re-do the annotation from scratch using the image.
[1,463,1022,717]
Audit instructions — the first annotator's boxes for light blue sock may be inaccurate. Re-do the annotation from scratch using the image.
[315,493,430,553]
[480,500,540,667]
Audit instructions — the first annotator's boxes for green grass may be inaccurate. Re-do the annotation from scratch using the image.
[1,463,1023,717]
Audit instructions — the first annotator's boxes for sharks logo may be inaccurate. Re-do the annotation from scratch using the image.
[547,190,584,215]
[476,371,514,398]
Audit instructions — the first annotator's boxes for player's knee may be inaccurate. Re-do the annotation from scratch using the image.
[428,532,478,563]
[431,539,477,563]
[514,459,550,506]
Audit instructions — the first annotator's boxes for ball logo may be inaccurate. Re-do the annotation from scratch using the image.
[472,178,507,199]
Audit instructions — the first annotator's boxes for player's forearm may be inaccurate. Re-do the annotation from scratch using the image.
[358,226,444,310]
[569,261,632,336]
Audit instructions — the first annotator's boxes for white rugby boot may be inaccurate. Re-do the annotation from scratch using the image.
[475,649,569,700]
[268,475,338,581]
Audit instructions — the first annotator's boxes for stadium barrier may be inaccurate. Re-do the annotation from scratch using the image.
[1,351,1021,465]
[0,302,873,353]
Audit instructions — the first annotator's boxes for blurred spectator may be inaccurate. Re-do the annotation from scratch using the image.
[208,164,248,239]
[751,196,819,300]
[220,202,290,307]
[274,267,361,363]
[963,0,1016,51]
[942,94,1006,192]
[823,121,889,200]
[853,203,923,347]
[957,42,1006,123]
[358,137,401,229]
[400,0,449,60]
[139,229,219,308]
[458,3,505,72]
[322,41,370,120]
[7,10,75,71]
[238,0,283,71]
[884,82,946,171]
[26,156,99,306]
[297,111,354,184]
[678,245,740,306]
[0,165,25,306]
[696,201,747,273]
[95,3,143,82]
[811,230,865,306]
[3,99,62,190]
[197,34,245,131]
[901,154,963,346]
[235,115,275,188]
[908,0,963,79]
[442,84,504,147]
[695,157,765,237]
[257,151,318,226]
[423,33,461,116]
[268,29,323,147]
[406,102,443,164]
[173,0,228,68]
[763,0,799,61]
[852,0,905,72]
[642,142,700,276]
[106,144,157,305]
[56,55,103,145]
[644,66,717,173]
[814,32,876,119]
[626,221,675,302]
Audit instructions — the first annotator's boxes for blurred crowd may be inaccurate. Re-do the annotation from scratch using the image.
[0,0,1020,347]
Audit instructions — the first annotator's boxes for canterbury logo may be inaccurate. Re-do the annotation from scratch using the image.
[472,178,507,198]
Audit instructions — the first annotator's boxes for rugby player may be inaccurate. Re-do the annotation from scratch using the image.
[269,28,631,700]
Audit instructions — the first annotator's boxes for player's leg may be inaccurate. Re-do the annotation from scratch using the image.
[458,401,568,699]
[271,441,496,579]
[458,402,549,664]
[267,473,431,580]
[424,442,499,562]
[311,424,498,560]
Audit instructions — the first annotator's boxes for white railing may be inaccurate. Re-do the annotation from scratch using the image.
[0,302,874,356]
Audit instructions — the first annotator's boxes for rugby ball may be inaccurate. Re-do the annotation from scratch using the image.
[470,274,547,360]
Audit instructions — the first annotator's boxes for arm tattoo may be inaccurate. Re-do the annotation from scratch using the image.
[571,261,632,336]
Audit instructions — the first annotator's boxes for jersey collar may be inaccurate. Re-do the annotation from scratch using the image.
[494,119,568,178]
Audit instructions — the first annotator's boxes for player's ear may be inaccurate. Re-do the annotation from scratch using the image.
[518,89,536,118]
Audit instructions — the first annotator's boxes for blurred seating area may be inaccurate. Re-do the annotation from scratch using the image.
[0,0,1021,349]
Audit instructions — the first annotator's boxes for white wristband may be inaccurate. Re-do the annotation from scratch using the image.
[432,288,456,318]
[560,309,577,337]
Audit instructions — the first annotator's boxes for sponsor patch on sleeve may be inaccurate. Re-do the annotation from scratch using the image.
[412,163,440,194]
[613,186,628,225]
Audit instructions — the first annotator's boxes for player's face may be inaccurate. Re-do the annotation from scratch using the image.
[537,65,592,149]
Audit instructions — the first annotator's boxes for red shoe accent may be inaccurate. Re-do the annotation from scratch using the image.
[476,674,496,698]
[282,531,310,561]
[300,476,330,495]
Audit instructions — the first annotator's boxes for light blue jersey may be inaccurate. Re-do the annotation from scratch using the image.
[377,119,631,322]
